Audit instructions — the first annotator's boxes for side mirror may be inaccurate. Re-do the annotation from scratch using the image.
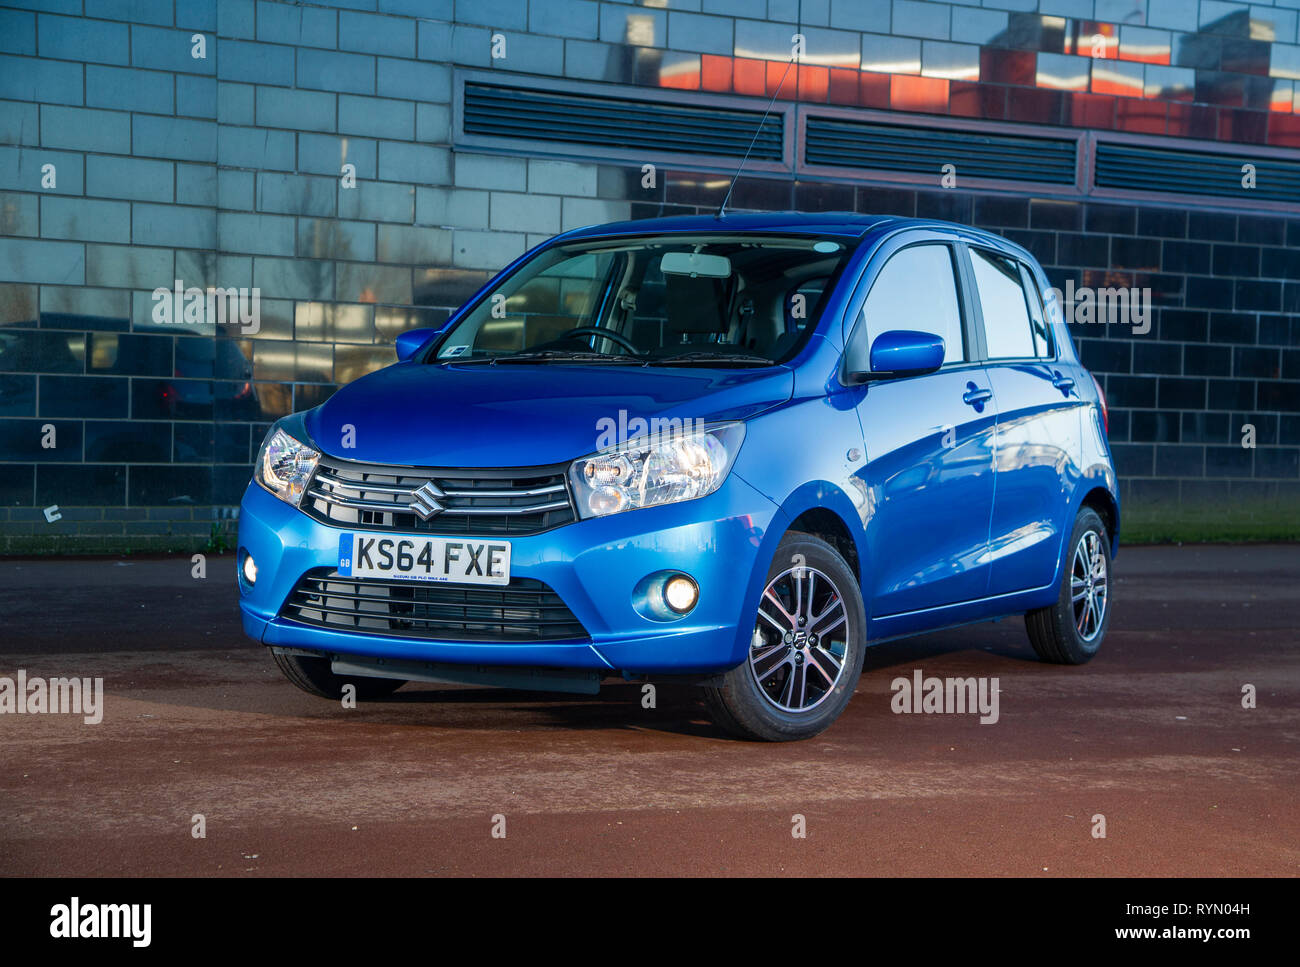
[394,327,438,362]
[848,330,945,382]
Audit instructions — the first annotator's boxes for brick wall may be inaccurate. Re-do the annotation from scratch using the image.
[0,0,1298,552]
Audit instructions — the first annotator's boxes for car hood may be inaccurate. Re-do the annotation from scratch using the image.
[306,361,793,467]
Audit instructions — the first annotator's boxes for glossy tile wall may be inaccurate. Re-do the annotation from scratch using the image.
[0,0,1296,550]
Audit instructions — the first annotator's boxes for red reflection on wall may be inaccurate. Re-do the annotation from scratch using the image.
[1068,92,1117,129]
[1116,98,1167,134]
[660,61,698,91]
[701,54,731,93]
[860,71,891,110]
[950,81,1006,120]
[1008,88,1063,126]
[890,75,948,113]
[1268,113,1300,147]
[1219,108,1268,144]
[732,57,767,97]
[828,67,859,106]
[769,60,797,100]
[797,64,829,104]
[651,14,1293,150]
[1167,102,1219,139]
[981,48,1036,86]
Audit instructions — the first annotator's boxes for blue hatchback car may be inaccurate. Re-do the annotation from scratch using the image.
[238,212,1118,741]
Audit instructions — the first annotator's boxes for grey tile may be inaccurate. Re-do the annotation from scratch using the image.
[43,196,132,244]
[37,14,130,65]
[257,172,337,218]
[338,94,414,140]
[0,239,85,286]
[297,48,376,95]
[38,105,131,154]
[340,10,417,58]
[217,125,296,170]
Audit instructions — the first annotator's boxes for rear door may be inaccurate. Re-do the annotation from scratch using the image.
[848,237,997,618]
[962,244,1084,596]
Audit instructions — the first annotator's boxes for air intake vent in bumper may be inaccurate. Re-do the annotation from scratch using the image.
[282,571,590,643]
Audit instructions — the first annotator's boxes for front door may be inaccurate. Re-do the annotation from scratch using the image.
[847,240,997,618]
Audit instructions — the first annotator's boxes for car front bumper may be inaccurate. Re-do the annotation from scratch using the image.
[237,472,784,676]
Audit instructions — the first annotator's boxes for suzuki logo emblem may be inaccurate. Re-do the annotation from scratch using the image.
[408,480,445,520]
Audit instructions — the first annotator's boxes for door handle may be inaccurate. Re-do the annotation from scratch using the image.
[1051,371,1076,395]
[962,383,992,410]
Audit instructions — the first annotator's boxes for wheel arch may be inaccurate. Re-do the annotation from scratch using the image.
[787,506,862,588]
[769,481,870,590]
[1079,484,1120,556]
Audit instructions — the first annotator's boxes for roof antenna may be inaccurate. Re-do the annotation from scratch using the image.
[716,53,796,219]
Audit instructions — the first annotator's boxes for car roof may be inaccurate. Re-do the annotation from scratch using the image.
[558,211,1027,257]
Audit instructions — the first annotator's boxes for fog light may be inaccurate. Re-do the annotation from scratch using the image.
[663,574,698,614]
[241,552,257,586]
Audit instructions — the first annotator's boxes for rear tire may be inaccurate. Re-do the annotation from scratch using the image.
[1025,507,1112,665]
[703,532,866,741]
[271,650,407,700]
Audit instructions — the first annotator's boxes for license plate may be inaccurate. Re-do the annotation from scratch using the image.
[337,532,511,586]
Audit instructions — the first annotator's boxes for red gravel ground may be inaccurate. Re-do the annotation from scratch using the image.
[1,545,1296,876]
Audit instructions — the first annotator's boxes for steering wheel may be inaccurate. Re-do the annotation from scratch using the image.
[554,326,640,355]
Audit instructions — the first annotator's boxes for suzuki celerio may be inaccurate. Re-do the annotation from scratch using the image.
[238,213,1118,740]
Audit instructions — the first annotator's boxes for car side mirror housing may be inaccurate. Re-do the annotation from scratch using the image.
[394,327,439,362]
[846,329,945,383]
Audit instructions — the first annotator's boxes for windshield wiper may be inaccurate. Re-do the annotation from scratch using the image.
[649,350,774,367]
[491,349,645,364]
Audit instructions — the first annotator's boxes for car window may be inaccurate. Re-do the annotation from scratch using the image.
[1018,263,1053,358]
[456,251,615,356]
[970,248,1039,360]
[851,243,964,371]
[433,234,856,365]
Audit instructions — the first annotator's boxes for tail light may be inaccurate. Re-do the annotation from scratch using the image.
[1091,374,1108,437]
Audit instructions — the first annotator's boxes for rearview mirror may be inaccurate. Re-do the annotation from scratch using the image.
[850,329,945,382]
[394,327,437,362]
[660,251,732,278]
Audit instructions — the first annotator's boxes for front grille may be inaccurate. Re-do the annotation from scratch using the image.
[281,570,590,642]
[302,457,576,535]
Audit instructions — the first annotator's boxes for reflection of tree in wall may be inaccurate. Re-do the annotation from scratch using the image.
[292,178,349,307]
[0,195,37,322]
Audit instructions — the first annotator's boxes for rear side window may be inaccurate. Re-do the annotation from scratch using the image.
[853,243,964,370]
[1018,263,1052,357]
[970,247,1045,360]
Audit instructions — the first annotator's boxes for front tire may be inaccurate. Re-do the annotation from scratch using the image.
[703,532,866,741]
[271,650,407,700]
[1025,507,1112,665]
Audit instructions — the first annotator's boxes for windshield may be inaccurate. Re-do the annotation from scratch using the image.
[428,233,857,367]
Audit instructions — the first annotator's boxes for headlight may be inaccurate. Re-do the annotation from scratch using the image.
[568,423,745,519]
[255,421,320,506]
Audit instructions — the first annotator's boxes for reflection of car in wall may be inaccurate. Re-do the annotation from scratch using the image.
[0,324,260,461]
[239,213,1118,741]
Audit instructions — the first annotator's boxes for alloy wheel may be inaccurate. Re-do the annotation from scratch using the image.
[749,565,851,713]
[1071,529,1108,642]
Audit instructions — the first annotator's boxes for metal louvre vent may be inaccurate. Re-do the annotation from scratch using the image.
[1095,142,1300,203]
[463,81,784,160]
[282,570,590,643]
[804,116,1078,184]
[303,458,575,536]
